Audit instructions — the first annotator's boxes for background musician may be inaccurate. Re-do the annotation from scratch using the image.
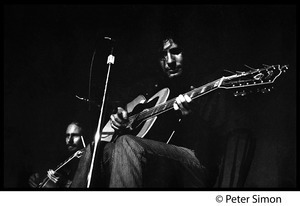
[28,121,86,188]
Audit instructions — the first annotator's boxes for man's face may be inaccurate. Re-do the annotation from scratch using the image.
[65,123,83,152]
[160,38,183,78]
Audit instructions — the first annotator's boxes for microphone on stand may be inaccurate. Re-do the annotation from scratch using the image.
[86,36,116,188]
[104,36,116,65]
[87,36,116,111]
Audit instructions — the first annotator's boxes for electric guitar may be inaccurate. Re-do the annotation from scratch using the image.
[100,64,288,143]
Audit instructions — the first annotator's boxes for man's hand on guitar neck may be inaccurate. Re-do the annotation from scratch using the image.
[173,94,193,116]
[110,107,129,131]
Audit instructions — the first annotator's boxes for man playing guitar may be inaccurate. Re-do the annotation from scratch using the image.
[71,31,285,188]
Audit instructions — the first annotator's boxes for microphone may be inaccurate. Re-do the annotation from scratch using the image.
[104,36,116,64]
[104,36,116,42]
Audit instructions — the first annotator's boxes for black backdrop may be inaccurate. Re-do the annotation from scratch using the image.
[4,4,296,189]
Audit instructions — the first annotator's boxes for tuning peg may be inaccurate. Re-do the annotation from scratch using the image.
[281,65,288,72]
[233,90,247,97]
[260,88,272,93]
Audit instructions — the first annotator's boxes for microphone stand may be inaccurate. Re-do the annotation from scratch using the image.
[86,37,115,188]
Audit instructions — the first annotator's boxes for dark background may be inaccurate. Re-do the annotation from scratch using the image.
[3,4,296,189]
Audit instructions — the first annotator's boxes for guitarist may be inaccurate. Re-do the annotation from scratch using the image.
[72,32,244,188]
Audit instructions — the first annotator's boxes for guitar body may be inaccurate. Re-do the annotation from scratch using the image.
[101,88,170,142]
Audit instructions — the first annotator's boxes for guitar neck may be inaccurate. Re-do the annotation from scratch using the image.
[135,77,223,121]
[54,149,83,172]
[128,64,287,130]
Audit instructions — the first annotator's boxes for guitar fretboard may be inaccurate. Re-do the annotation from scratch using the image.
[131,78,223,122]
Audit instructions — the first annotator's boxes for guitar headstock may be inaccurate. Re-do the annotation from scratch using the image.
[220,64,288,96]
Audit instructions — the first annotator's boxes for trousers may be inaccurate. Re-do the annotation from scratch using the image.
[71,135,208,188]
